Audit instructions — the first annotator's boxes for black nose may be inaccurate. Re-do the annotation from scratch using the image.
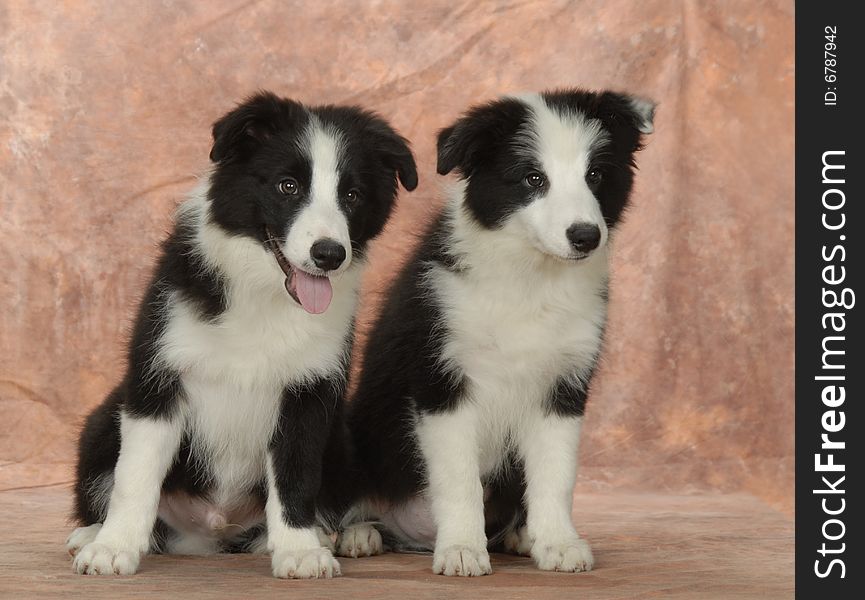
[566,223,601,253]
[310,239,347,271]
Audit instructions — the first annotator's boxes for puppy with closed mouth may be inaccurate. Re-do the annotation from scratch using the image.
[66,91,417,578]
[340,89,654,575]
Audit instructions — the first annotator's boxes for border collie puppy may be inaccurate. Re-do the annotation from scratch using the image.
[66,91,417,578]
[342,89,654,575]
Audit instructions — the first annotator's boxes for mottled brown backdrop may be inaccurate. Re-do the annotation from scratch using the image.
[0,0,793,512]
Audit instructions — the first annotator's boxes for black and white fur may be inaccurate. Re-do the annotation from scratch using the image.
[344,89,654,575]
[66,91,417,578]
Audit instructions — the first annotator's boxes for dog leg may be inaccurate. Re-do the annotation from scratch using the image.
[519,414,593,572]
[266,379,342,579]
[72,413,183,575]
[417,408,491,576]
[266,457,341,578]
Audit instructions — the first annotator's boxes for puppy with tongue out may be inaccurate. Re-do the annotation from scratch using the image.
[68,92,418,580]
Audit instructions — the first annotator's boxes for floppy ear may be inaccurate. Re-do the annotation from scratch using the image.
[623,95,656,134]
[210,91,294,164]
[366,120,418,191]
[603,92,656,136]
[435,123,463,176]
[437,99,526,177]
[436,115,491,176]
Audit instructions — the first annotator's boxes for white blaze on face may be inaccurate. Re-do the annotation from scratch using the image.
[512,94,609,260]
[283,117,352,273]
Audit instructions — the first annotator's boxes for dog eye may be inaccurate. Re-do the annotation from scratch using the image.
[525,172,546,188]
[276,178,299,195]
[345,189,361,204]
[586,169,603,186]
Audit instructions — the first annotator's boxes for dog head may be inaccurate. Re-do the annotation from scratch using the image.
[437,89,654,262]
[208,91,417,313]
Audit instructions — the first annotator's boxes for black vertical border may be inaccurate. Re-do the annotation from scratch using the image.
[795,2,863,598]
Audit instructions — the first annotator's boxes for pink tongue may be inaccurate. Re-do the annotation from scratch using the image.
[294,269,333,314]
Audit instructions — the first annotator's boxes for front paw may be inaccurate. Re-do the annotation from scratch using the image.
[72,542,140,575]
[432,545,492,576]
[336,523,383,558]
[532,538,594,572]
[272,547,341,579]
[503,525,532,556]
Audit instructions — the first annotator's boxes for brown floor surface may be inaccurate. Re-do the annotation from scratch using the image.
[0,487,792,599]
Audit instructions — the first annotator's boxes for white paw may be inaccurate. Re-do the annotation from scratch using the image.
[336,523,383,558]
[532,538,594,572]
[432,545,492,577]
[66,524,102,556]
[503,525,532,556]
[272,547,341,579]
[316,527,336,552]
[72,542,140,575]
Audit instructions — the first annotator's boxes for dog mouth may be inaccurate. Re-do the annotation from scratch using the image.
[536,247,592,263]
[265,228,333,315]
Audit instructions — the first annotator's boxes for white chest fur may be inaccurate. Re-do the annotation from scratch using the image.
[153,195,360,505]
[162,285,357,502]
[432,260,606,388]
[427,204,608,473]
